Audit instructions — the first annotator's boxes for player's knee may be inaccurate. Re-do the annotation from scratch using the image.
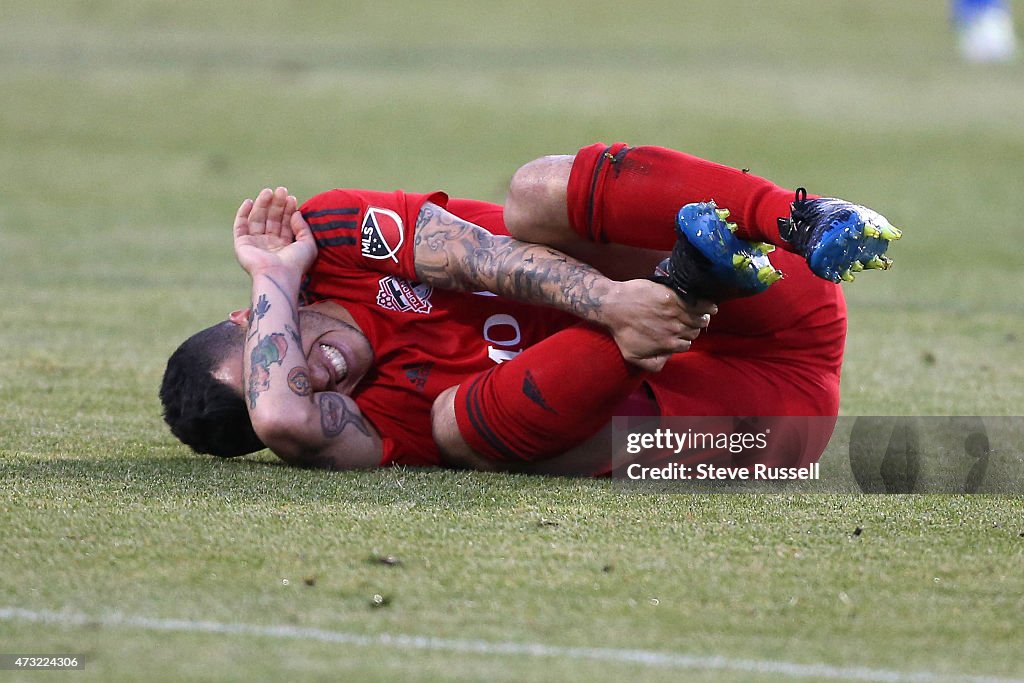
[504,155,575,244]
[431,386,499,472]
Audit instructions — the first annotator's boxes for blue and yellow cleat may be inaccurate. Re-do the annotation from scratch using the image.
[651,201,783,304]
[778,188,902,284]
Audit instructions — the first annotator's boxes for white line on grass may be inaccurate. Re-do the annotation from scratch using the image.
[1,606,1019,683]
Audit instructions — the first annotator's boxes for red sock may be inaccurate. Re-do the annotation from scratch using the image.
[566,142,804,252]
[454,324,646,462]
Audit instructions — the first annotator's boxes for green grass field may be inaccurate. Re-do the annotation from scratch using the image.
[2,1,1022,680]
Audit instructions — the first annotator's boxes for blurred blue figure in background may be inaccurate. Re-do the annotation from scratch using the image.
[953,0,1019,62]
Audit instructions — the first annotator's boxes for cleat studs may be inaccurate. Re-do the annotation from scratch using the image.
[880,225,903,241]
[757,266,784,285]
[862,224,882,239]
[840,269,855,282]
[715,208,731,220]
[732,253,753,269]
[726,222,739,233]
[753,242,776,254]
[850,260,864,272]
[864,255,893,270]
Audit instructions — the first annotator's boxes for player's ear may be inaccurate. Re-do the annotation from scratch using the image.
[228,308,251,326]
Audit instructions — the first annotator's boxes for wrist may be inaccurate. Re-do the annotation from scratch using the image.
[249,266,303,286]
[583,278,618,326]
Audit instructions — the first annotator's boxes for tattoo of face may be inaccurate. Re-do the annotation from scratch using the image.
[287,366,312,397]
[318,393,371,438]
[247,332,287,408]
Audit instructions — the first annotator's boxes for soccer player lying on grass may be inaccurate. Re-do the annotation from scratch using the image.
[160,142,901,474]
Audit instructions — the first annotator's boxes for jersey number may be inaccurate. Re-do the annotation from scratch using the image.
[484,314,523,364]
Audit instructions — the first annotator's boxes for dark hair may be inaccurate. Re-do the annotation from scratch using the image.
[159,321,265,457]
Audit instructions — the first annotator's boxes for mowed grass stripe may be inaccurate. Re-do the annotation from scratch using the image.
[3,606,1020,683]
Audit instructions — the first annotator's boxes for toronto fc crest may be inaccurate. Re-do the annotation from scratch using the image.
[376,276,433,314]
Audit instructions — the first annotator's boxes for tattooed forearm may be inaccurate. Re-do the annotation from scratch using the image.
[413,206,608,320]
[245,275,304,408]
[247,332,287,408]
[319,393,371,438]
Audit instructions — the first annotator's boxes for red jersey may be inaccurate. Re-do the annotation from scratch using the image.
[300,190,576,467]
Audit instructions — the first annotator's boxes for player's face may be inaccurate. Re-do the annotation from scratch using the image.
[217,301,375,397]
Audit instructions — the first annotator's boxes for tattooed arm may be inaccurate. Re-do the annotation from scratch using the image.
[412,202,711,371]
[235,188,382,469]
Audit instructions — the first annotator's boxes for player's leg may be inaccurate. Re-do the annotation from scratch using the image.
[434,344,841,476]
[502,154,670,281]
[431,323,649,471]
[432,388,641,476]
[506,144,791,250]
[505,143,902,284]
[503,152,781,302]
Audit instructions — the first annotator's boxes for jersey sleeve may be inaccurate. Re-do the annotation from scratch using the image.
[301,189,448,281]
[444,198,509,236]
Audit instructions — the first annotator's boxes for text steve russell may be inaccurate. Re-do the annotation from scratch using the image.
[624,462,820,481]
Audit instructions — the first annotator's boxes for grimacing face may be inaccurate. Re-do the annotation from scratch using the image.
[215,301,375,398]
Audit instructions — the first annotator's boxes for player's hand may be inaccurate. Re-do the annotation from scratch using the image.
[601,279,715,372]
[233,187,317,278]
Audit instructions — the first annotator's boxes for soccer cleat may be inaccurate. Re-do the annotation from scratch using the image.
[778,188,902,284]
[651,201,783,303]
